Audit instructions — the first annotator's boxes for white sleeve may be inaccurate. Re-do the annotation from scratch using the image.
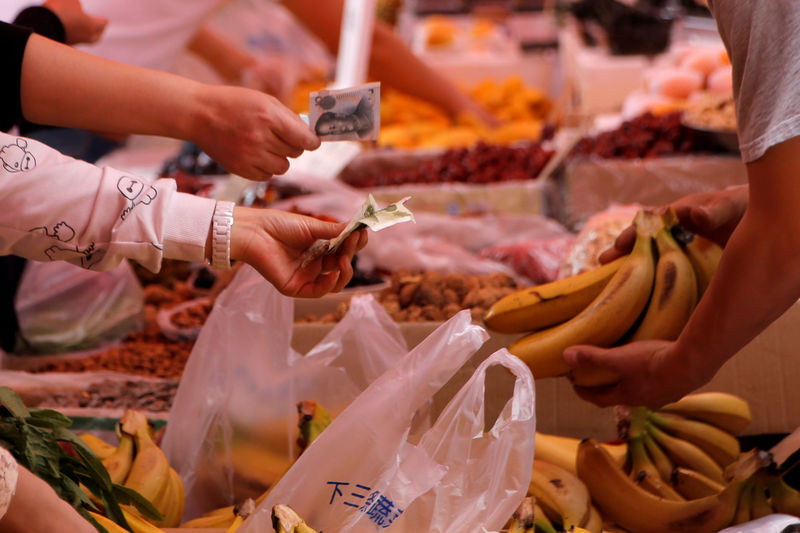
[0,132,215,272]
[0,447,18,521]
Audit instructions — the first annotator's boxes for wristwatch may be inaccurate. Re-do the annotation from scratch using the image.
[211,201,235,270]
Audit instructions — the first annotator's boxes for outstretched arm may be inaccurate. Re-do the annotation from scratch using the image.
[13,28,319,180]
[282,0,494,123]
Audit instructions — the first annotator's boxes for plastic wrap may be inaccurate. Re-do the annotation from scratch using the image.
[15,260,144,353]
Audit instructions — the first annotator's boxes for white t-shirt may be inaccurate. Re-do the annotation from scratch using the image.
[0,131,215,272]
[708,0,800,163]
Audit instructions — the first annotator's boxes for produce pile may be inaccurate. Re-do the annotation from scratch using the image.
[484,209,723,386]
[342,141,554,188]
[297,270,518,323]
[34,379,178,413]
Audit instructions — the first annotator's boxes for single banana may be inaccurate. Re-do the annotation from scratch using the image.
[671,467,725,499]
[576,439,745,533]
[271,504,318,533]
[483,258,625,334]
[749,476,773,520]
[89,511,130,533]
[225,499,256,533]
[296,400,332,454]
[629,223,698,342]
[732,480,752,525]
[534,432,626,476]
[180,512,237,529]
[102,432,135,485]
[583,505,603,533]
[150,467,185,528]
[647,424,725,484]
[529,459,591,530]
[643,431,675,482]
[80,433,117,460]
[120,410,171,514]
[628,435,684,501]
[512,210,660,380]
[658,392,752,435]
[765,475,800,516]
[121,507,167,533]
[648,411,740,469]
[677,229,723,298]
[506,496,542,533]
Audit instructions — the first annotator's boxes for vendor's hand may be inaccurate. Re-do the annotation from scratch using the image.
[191,85,320,181]
[598,185,749,264]
[239,55,299,104]
[43,0,107,45]
[230,207,368,298]
[563,340,713,409]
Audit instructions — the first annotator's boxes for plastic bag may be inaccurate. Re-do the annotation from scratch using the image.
[718,514,800,533]
[15,260,143,353]
[161,265,411,518]
[242,321,535,533]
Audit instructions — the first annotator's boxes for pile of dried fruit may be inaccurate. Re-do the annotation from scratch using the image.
[35,379,178,412]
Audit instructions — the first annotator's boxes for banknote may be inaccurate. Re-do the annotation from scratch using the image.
[300,194,414,268]
[308,82,381,141]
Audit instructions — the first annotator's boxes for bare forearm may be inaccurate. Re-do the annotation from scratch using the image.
[19,33,201,140]
[674,140,800,380]
[187,25,254,84]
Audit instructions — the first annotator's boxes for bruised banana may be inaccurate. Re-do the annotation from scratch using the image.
[534,432,626,477]
[483,257,625,334]
[120,410,170,519]
[511,210,659,380]
[648,410,740,468]
[676,228,723,298]
[576,439,746,533]
[271,504,318,533]
[506,496,553,533]
[647,424,725,484]
[628,435,684,501]
[80,433,117,460]
[529,459,591,530]
[102,432,135,485]
[671,467,725,499]
[629,221,698,342]
[659,392,752,435]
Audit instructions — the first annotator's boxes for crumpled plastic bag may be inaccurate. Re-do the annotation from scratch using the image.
[15,260,143,353]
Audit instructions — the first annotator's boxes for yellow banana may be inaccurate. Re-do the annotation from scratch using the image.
[506,496,538,533]
[679,231,722,297]
[271,504,318,533]
[80,433,117,460]
[643,431,675,482]
[225,499,256,533]
[576,439,745,533]
[583,505,603,533]
[659,392,751,435]
[120,410,171,514]
[749,476,773,520]
[483,258,625,334]
[534,432,626,476]
[513,210,660,380]
[180,512,237,529]
[732,480,752,525]
[150,467,185,528]
[671,467,725,499]
[628,435,684,501]
[102,432,135,485]
[765,475,800,516]
[648,424,725,484]
[121,507,167,533]
[648,411,740,468]
[629,223,698,342]
[529,459,591,530]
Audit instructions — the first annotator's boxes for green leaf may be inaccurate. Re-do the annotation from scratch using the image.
[0,387,31,419]
[55,426,113,491]
[112,484,164,522]
[29,408,73,428]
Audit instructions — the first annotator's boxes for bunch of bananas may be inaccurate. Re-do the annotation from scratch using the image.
[80,410,185,532]
[271,504,318,533]
[179,401,333,530]
[484,208,723,386]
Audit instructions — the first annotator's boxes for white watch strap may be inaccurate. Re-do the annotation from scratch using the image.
[211,201,235,270]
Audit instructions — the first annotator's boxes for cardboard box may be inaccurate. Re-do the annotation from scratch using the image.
[293,298,800,442]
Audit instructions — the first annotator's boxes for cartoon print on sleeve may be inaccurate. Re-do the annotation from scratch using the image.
[45,242,106,269]
[0,139,37,173]
[118,176,157,220]
[28,221,76,242]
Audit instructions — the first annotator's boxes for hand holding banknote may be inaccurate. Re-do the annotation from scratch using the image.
[308,82,381,141]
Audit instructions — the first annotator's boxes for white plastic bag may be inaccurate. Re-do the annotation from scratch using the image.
[15,260,143,353]
[718,514,800,533]
[161,266,411,517]
[242,320,536,533]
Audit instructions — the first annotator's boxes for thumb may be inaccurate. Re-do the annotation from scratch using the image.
[88,15,108,42]
[563,344,615,369]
